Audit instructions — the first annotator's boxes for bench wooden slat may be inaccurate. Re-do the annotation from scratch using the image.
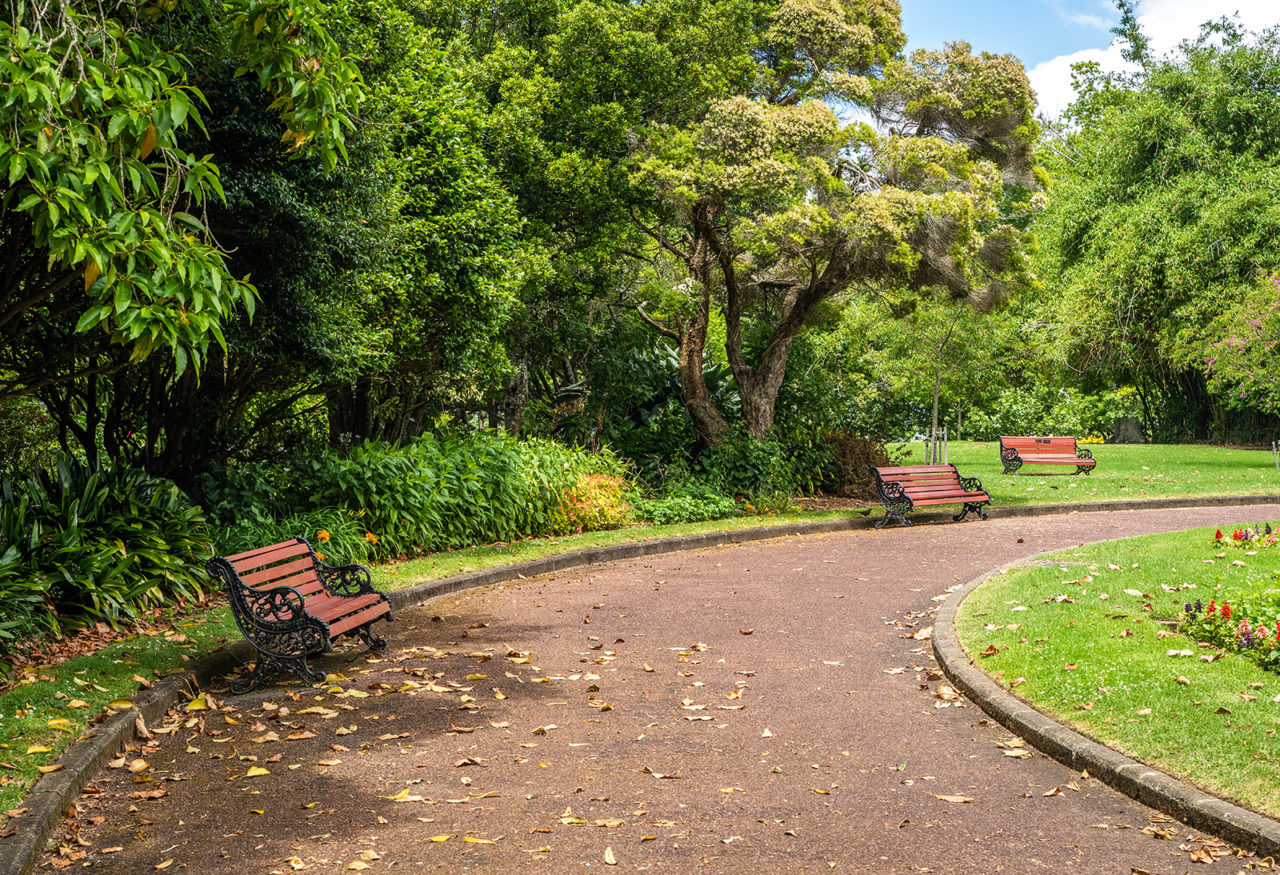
[240,556,315,587]
[225,539,312,568]
[306,592,385,622]
[328,602,398,638]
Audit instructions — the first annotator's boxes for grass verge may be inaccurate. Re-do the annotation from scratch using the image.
[956,523,1280,817]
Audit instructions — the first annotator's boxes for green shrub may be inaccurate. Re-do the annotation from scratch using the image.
[628,479,741,525]
[546,474,631,535]
[0,460,212,647]
[212,507,377,565]
[696,429,797,501]
[214,433,634,557]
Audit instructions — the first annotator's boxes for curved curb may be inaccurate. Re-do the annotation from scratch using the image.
[9,492,1280,873]
[934,558,1280,858]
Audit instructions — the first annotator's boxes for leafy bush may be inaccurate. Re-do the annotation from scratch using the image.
[0,397,58,476]
[628,487,741,525]
[209,433,632,557]
[819,432,903,499]
[212,507,377,565]
[963,385,1143,441]
[547,474,631,535]
[695,428,796,500]
[0,460,212,652]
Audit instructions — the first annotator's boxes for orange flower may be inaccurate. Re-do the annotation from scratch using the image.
[316,530,331,543]
[316,552,326,561]
[365,532,378,544]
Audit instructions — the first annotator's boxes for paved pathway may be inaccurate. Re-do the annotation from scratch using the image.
[46,505,1280,873]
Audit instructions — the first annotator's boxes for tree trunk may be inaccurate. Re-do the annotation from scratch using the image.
[633,202,731,446]
[327,376,375,446]
[735,331,798,440]
[678,309,731,444]
[503,358,529,436]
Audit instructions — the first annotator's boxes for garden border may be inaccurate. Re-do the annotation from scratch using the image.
[934,539,1280,858]
[7,491,1280,873]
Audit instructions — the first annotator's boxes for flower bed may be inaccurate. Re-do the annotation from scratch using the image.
[1178,523,1280,673]
[1212,524,1279,549]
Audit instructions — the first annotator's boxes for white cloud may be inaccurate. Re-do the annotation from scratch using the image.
[1041,0,1114,31]
[1029,0,1280,119]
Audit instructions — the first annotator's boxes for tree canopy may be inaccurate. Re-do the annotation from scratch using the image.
[1034,20,1280,437]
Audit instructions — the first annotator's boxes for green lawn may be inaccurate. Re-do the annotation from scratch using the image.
[957,526,1280,817]
[901,440,1280,507]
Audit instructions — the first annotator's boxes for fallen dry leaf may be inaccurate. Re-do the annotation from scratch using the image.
[934,794,973,803]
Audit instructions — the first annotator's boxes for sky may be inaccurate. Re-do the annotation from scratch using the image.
[898,0,1280,118]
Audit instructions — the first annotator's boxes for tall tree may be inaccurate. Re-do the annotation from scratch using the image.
[1035,19,1280,439]
[630,2,1041,442]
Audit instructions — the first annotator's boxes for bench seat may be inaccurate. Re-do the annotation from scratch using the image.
[869,464,991,528]
[207,537,393,693]
[1000,436,1096,475]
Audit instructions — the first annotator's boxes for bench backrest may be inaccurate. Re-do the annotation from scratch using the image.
[871,464,961,492]
[1000,436,1079,455]
[220,538,325,600]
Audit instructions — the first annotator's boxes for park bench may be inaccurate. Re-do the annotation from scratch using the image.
[999,435,1096,475]
[206,538,393,693]
[869,464,991,529]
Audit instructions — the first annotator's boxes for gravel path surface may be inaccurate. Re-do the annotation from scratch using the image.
[44,505,1280,873]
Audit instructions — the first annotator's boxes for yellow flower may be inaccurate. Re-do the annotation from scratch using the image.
[364,532,378,544]
[316,530,331,543]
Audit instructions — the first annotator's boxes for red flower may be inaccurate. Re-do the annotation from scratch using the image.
[1223,602,1232,620]
[1207,600,1217,616]
[1215,529,1224,540]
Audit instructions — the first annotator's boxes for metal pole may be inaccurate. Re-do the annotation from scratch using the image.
[944,426,949,465]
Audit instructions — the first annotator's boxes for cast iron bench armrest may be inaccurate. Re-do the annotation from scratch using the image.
[317,560,377,598]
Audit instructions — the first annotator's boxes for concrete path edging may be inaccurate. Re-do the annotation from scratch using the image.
[8,492,1280,872]
[934,558,1280,858]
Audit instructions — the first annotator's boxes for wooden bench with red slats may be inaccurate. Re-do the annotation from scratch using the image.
[869,464,991,529]
[206,537,393,693]
[999,435,1096,475]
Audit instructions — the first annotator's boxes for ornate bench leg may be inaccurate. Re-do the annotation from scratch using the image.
[875,507,913,528]
[954,502,990,523]
[354,623,388,652]
[1076,464,1092,475]
[232,652,326,694]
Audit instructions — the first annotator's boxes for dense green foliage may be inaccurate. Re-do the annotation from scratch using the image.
[1033,21,1280,440]
[0,0,361,403]
[207,432,632,558]
[0,459,212,653]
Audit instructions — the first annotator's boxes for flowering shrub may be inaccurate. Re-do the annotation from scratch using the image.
[1180,598,1280,673]
[546,474,631,535]
[1212,524,1279,549]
